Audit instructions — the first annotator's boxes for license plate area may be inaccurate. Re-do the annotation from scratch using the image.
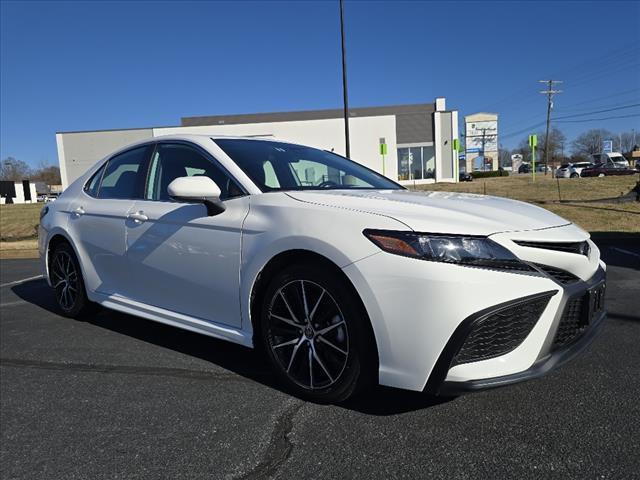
[582,282,606,326]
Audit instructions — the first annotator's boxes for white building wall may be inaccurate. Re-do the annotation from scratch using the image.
[153,115,398,180]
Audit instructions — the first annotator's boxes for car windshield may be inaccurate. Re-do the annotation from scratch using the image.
[214,138,403,192]
[560,163,570,168]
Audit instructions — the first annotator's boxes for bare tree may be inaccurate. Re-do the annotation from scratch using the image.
[571,129,614,156]
[0,157,32,181]
[536,127,566,167]
[619,130,637,154]
[498,144,512,167]
[31,166,61,185]
[31,159,61,184]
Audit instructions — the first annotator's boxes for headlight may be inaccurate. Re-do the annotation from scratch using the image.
[363,230,533,271]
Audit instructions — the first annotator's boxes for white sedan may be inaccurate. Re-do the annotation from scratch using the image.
[556,162,593,178]
[39,135,607,402]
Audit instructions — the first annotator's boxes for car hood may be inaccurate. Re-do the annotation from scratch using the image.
[286,189,571,235]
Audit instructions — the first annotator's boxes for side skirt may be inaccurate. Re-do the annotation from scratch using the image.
[91,292,253,348]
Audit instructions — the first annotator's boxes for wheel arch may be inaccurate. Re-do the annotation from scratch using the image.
[45,231,76,281]
[249,249,379,371]
[45,230,93,298]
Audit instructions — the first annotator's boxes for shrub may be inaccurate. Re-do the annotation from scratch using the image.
[470,170,509,179]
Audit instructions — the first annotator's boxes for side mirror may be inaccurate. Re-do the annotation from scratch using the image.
[167,176,225,216]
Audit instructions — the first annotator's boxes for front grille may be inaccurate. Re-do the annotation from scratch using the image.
[515,240,590,257]
[452,294,553,366]
[535,264,581,285]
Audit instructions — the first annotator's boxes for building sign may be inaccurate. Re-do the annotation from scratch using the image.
[603,140,613,153]
[465,120,498,153]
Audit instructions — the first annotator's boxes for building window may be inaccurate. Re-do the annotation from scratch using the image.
[397,146,435,181]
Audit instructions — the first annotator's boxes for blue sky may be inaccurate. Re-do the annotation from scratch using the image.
[1,0,639,166]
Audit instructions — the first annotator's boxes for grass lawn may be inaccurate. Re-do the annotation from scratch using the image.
[409,174,640,234]
[0,203,42,241]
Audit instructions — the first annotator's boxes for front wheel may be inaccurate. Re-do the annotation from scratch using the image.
[570,173,579,178]
[259,264,374,403]
[598,173,606,177]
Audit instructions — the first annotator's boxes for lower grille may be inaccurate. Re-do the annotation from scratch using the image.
[452,294,553,366]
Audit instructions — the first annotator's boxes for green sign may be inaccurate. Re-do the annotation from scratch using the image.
[528,134,537,148]
[379,143,388,156]
[452,138,460,152]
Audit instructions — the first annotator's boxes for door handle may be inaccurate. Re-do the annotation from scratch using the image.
[128,211,148,223]
[73,206,85,216]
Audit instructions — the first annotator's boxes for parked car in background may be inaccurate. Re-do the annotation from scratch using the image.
[459,172,473,182]
[580,162,638,177]
[38,134,607,402]
[556,162,593,178]
[518,163,531,174]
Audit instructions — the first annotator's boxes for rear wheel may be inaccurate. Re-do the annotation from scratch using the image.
[259,263,374,403]
[570,172,579,178]
[49,243,95,318]
[598,173,606,177]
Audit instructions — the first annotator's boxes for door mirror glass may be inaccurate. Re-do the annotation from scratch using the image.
[167,176,225,216]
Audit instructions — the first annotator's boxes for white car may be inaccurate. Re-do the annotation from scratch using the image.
[556,162,593,178]
[39,135,607,402]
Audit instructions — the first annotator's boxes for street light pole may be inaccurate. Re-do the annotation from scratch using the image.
[339,0,351,158]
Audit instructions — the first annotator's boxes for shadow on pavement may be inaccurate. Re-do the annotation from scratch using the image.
[10,279,451,416]
[607,312,640,323]
[592,234,640,270]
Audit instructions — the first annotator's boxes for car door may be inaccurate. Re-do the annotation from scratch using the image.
[67,145,152,297]
[124,142,249,328]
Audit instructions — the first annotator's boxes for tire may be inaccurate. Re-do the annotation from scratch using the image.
[598,173,606,177]
[570,173,579,178]
[259,263,375,403]
[49,242,96,319]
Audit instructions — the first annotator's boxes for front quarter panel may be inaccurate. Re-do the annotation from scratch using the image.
[239,192,409,338]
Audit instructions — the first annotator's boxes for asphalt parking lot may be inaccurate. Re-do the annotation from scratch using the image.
[1,240,639,480]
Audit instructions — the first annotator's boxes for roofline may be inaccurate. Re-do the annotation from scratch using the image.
[56,125,178,135]
[181,102,438,127]
[56,101,445,135]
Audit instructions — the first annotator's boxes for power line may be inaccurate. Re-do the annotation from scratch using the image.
[554,103,640,120]
[475,42,639,113]
[498,101,640,136]
[555,113,640,123]
[558,87,640,110]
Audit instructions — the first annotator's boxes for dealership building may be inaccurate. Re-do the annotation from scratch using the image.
[56,97,459,189]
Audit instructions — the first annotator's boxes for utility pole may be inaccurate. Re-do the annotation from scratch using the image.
[339,0,351,158]
[539,80,562,175]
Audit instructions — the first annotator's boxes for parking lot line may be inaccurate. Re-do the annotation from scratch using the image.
[0,274,43,288]
[610,247,640,259]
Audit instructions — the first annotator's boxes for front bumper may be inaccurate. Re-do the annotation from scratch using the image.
[425,267,606,395]
[437,309,606,395]
[343,225,604,393]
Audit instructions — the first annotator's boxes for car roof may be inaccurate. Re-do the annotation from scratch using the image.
[105,134,307,159]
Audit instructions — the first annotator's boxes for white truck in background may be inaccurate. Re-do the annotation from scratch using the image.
[591,152,630,168]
